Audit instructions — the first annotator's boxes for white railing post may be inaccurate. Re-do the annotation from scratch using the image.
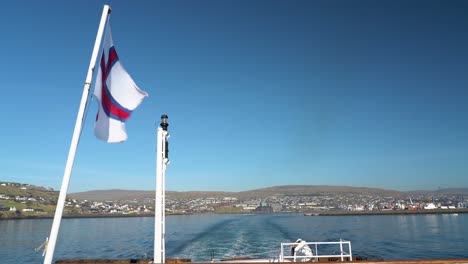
[315,244,318,261]
[339,239,344,261]
[280,243,284,262]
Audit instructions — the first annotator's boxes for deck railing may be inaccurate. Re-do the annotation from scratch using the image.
[279,240,353,262]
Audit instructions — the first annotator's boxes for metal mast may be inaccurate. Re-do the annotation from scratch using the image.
[154,114,170,263]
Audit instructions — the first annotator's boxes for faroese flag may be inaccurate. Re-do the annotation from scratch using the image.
[94,22,148,143]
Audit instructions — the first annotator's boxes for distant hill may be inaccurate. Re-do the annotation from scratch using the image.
[69,185,406,201]
[239,185,404,198]
[408,188,468,195]
[435,188,468,194]
[68,189,236,201]
[68,189,153,201]
[4,182,467,202]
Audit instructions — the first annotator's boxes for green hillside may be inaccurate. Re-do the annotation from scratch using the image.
[0,182,58,218]
[0,184,57,200]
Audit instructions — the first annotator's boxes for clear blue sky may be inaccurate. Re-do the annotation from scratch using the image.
[0,0,467,192]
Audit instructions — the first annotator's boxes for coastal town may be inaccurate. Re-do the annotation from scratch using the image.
[1,181,468,218]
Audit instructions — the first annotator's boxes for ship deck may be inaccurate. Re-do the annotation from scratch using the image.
[55,259,468,264]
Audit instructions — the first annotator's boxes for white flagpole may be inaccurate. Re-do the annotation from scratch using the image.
[43,5,111,264]
[154,115,169,263]
[154,126,163,263]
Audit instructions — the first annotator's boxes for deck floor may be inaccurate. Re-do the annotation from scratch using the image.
[55,259,468,264]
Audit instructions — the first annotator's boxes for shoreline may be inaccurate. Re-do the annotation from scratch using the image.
[305,208,468,216]
[0,213,156,220]
[1,208,467,220]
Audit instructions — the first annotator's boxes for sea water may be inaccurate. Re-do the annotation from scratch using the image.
[0,213,467,263]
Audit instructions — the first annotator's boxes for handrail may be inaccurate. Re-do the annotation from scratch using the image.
[280,240,353,262]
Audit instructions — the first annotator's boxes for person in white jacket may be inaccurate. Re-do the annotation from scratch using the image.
[292,239,314,262]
